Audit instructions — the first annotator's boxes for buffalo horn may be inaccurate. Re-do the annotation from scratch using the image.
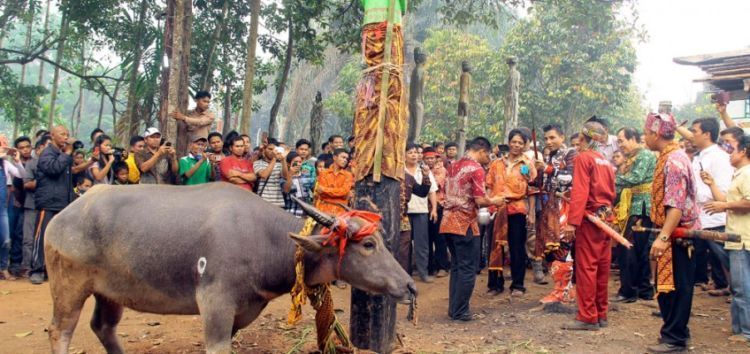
[291,196,335,227]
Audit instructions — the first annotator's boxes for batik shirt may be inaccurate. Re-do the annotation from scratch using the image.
[615,148,656,216]
[439,156,486,236]
[663,150,700,227]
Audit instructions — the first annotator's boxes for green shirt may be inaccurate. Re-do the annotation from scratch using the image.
[362,0,406,25]
[616,148,656,216]
[179,155,212,185]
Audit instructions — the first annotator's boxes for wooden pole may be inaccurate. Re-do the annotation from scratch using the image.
[372,0,397,183]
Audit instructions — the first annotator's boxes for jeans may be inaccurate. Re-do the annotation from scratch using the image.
[8,201,23,272]
[409,213,430,278]
[729,249,750,339]
[0,204,9,271]
[447,230,480,320]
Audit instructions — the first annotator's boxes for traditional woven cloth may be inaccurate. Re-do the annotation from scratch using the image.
[489,208,508,271]
[287,218,352,353]
[351,21,407,182]
[651,141,680,294]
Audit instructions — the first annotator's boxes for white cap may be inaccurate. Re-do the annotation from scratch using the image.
[144,127,161,137]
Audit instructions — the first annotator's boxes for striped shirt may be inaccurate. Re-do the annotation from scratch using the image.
[253,159,285,208]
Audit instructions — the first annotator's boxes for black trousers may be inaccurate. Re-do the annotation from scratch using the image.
[30,209,58,276]
[693,226,728,289]
[658,242,696,347]
[618,215,655,299]
[507,214,528,291]
[428,207,450,273]
[447,230,480,320]
[397,230,412,275]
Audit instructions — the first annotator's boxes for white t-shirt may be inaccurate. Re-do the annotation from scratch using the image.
[406,167,437,214]
[692,144,733,228]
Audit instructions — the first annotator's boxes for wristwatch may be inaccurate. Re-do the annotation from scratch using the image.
[659,234,669,242]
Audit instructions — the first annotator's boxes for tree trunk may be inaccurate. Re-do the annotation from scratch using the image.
[14,3,34,138]
[176,0,193,157]
[47,2,69,129]
[164,0,192,157]
[200,0,230,91]
[223,78,232,135]
[158,1,174,132]
[240,0,261,135]
[268,14,294,138]
[111,70,127,133]
[97,93,105,129]
[72,42,85,137]
[37,0,51,89]
[122,0,149,143]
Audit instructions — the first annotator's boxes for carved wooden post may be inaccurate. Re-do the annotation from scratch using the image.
[457,61,472,157]
[503,57,520,137]
[309,92,324,155]
[407,47,427,144]
[350,0,407,352]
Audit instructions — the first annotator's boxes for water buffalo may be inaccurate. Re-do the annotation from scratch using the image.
[44,183,415,354]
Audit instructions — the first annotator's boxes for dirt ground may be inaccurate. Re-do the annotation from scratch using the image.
[1,269,749,354]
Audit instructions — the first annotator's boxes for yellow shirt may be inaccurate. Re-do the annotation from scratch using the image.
[125,154,140,184]
[725,164,750,250]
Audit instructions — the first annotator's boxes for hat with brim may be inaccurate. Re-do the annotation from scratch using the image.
[144,127,161,137]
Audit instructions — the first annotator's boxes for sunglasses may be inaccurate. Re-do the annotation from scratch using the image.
[720,142,735,154]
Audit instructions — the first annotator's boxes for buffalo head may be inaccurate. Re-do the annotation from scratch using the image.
[289,198,416,301]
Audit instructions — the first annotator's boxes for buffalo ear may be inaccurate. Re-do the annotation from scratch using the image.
[289,233,325,253]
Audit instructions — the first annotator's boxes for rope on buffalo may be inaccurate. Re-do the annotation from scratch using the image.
[288,217,352,354]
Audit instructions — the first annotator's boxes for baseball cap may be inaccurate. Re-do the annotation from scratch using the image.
[144,127,161,137]
[192,134,208,142]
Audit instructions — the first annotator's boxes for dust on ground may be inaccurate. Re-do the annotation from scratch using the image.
[1,270,748,353]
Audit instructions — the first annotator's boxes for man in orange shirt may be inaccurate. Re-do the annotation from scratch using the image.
[315,149,354,215]
[486,129,537,296]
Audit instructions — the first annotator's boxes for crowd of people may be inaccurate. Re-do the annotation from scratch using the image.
[0,90,748,353]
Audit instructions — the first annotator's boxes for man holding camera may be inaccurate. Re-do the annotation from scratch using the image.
[253,138,287,208]
[136,128,179,185]
[29,126,75,285]
[179,135,213,185]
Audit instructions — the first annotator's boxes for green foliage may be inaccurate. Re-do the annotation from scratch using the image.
[0,67,47,133]
[323,57,359,134]
[496,0,644,134]
[421,29,501,143]
[672,93,715,123]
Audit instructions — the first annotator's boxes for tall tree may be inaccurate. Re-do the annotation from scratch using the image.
[267,12,292,138]
[121,0,149,142]
[199,0,231,91]
[47,1,69,129]
[240,0,261,135]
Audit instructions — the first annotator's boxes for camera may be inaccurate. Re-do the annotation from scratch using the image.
[72,140,84,151]
[112,147,125,162]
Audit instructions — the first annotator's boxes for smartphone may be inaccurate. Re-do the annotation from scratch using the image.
[1,147,17,156]
[93,147,100,156]
[699,162,704,171]
[711,91,730,106]
[275,146,284,154]
[165,142,172,147]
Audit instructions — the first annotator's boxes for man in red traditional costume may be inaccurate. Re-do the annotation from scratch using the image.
[561,121,616,331]
[643,113,701,353]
